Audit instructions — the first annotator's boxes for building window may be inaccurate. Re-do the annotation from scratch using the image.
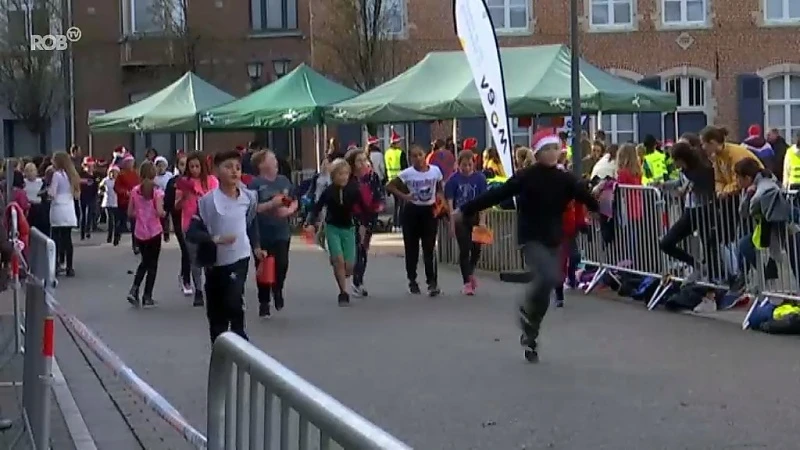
[601,114,637,143]
[5,3,52,45]
[765,0,800,22]
[765,74,800,142]
[662,0,706,25]
[486,0,529,32]
[664,75,706,110]
[250,0,298,31]
[126,0,184,34]
[363,0,406,36]
[590,0,633,28]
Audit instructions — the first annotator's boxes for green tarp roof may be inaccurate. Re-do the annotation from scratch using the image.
[202,64,358,130]
[324,44,676,124]
[89,72,236,133]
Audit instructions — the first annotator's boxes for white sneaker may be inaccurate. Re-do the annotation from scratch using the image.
[693,298,717,314]
[179,276,193,296]
[351,283,368,297]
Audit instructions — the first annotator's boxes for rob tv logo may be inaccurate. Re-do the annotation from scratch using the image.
[30,27,81,51]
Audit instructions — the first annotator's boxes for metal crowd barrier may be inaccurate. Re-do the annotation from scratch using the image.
[207,332,412,450]
[437,210,524,273]
[435,183,800,330]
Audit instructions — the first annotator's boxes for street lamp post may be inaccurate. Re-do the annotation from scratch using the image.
[246,61,264,91]
[272,59,291,79]
[569,0,582,176]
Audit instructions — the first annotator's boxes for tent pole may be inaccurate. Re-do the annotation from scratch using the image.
[451,119,458,156]
[289,128,297,168]
[88,134,93,157]
[673,112,679,140]
[314,125,321,170]
[323,124,328,154]
[596,111,602,141]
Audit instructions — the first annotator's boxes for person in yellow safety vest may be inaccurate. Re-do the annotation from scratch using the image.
[782,135,800,190]
[383,128,408,231]
[640,134,669,185]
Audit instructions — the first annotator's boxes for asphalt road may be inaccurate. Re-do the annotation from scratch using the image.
[53,236,800,450]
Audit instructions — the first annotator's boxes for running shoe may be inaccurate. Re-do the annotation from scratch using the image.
[351,283,368,298]
[337,292,350,307]
[258,302,271,319]
[461,283,475,296]
[408,281,421,295]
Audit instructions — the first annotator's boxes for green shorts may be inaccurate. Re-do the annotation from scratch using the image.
[324,225,356,263]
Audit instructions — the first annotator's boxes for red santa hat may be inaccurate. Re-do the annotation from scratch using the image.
[82,156,95,165]
[531,129,561,154]
[347,142,358,151]
[367,135,380,146]
[663,139,674,147]
[390,128,402,143]
[235,145,246,153]
[748,124,762,137]
[176,149,185,157]
[462,137,478,151]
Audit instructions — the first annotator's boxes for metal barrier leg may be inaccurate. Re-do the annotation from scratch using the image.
[22,278,52,449]
[742,295,768,330]
[583,267,608,294]
[646,279,674,311]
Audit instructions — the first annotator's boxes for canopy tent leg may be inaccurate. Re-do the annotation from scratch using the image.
[314,125,321,171]
[323,125,328,157]
[596,111,603,141]
[195,129,204,152]
[673,112,679,140]
[88,134,93,157]
[289,128,297,169]
[451,119,458,155]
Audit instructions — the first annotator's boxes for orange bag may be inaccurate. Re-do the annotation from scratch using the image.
[257,256,275,285]
[471,225,493,245]
[432,197,448,218]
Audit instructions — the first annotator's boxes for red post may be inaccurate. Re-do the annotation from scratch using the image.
[42,316,54,358]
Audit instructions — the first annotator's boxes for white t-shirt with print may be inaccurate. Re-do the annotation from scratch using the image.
[398,166,443,206]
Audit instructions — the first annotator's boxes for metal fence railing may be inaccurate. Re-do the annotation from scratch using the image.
[436,183,800,331]
[207,332,412,450]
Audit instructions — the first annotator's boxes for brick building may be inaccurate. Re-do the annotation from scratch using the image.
[65,0,800,164]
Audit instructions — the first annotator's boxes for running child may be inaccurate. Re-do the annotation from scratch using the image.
[100,166,120,244]
[453,130,599,362]
[386,144,445,296]
[164,152,195,297]
[248,150,298,318]
[186,150,264,343]
[176,152,219,306]
[154,156,174,242]
[126,161,166,308]
[444,150,487,295]
[345,148,385,297]
[304,158,370,306]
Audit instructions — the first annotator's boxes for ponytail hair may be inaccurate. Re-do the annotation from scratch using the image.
[700,125,729,144]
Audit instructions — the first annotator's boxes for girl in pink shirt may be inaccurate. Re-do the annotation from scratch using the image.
[126,161,166,308]
[174,152,218,305]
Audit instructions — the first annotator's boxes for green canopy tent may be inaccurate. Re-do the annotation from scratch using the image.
[324,44,677,124]
[201,63,357,168]
[88,72,236,152]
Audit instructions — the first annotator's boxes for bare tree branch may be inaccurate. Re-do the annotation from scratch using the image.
[315,0,407,92]
[0,0,65,136]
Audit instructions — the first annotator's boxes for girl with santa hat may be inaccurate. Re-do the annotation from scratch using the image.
[453,129,599,363]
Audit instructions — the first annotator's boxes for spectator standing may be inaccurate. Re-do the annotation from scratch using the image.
[741,124,776,174]
[767,128,789,184]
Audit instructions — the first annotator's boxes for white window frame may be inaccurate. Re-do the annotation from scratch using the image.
[764,0,800,23]
[589,0,634,29]
[3,1,57,40]
[250,0,299,32]
[365,0,406,37]
[764,74,800,142]
[486,0,530,33]
[601,114,638,144]
[127,0,184,35]
[661,0,707,26]
[661,75,710,137]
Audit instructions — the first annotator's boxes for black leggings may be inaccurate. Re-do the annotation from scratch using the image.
[256,240,290,305]
[172,212,191,285]
[80,199,96,237]
[133,235,162,296]
[401,203,438,286]
[454,218,481,283]
[51,227,74,270]
[659,205,721,279]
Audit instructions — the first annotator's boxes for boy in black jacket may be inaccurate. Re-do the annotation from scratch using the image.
[453,131,599,362]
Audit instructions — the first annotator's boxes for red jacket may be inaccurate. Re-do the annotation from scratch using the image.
[114,169,140,208]
[562,200,587,240]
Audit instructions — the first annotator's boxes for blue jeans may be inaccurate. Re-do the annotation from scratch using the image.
[737,231,800,282]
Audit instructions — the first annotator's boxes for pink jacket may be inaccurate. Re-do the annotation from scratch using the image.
[130,185,164,241]
[177,175,218,232]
